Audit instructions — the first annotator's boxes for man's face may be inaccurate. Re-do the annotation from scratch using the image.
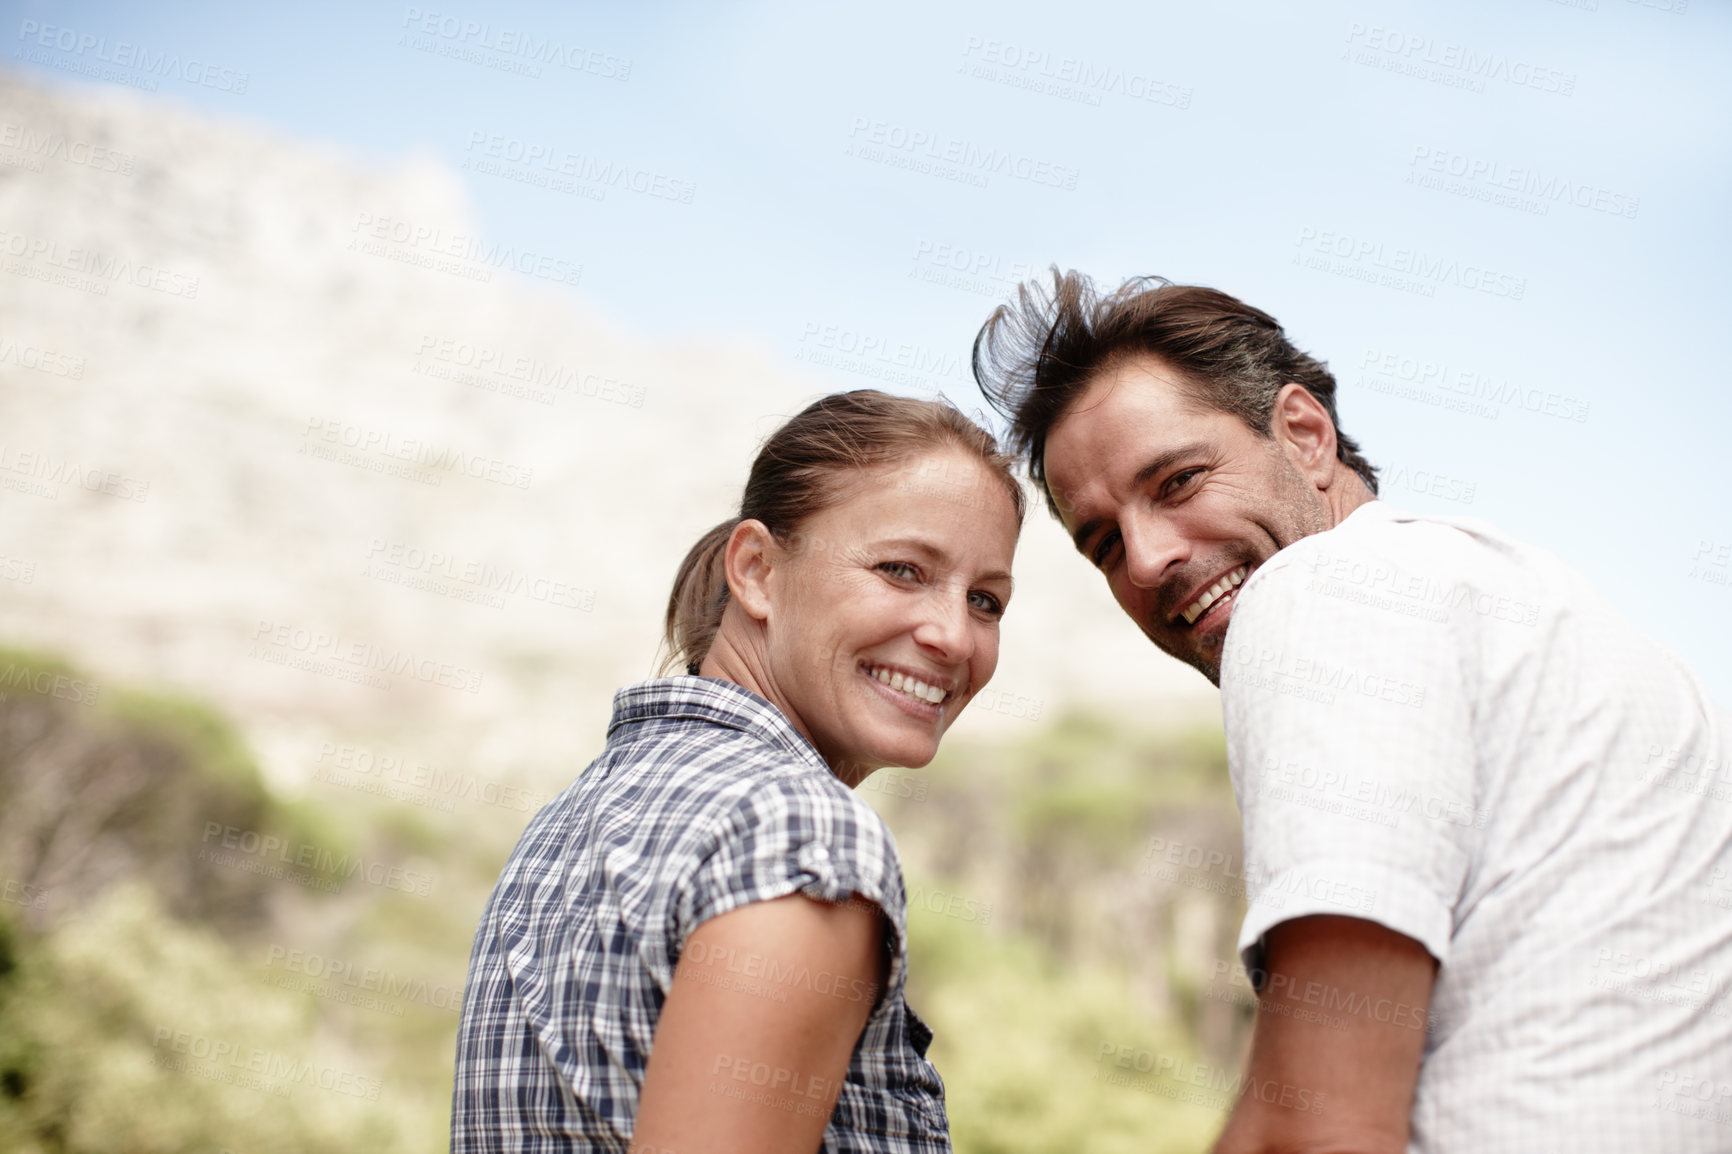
[1043,355,1328,684]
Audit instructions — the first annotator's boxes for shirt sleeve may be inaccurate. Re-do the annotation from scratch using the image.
[1221,537,1480,978]
[672,772,910,987]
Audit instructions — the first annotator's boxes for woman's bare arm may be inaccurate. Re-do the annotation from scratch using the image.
[631,892,889,1154]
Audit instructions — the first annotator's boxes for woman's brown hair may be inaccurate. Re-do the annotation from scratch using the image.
[661,390,1025,675]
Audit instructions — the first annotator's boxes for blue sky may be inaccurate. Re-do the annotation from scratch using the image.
[8,0,1731,700]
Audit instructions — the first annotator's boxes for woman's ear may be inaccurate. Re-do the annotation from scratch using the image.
[723,519,778,622]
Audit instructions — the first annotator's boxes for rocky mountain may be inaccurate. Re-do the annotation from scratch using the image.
[0,71,1216,799]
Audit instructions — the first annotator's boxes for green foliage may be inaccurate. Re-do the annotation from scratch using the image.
[1,647,1240,1154]
[0,884,436,1154]
[907,900,1221,1154]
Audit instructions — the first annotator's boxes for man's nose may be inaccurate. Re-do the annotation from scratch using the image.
[1121,514,1188,590]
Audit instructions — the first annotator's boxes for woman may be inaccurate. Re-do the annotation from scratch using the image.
[451,390,1024,1153]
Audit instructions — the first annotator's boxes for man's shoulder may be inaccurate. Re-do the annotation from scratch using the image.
[1246,501,1541,605]
[1224,503,1553,685]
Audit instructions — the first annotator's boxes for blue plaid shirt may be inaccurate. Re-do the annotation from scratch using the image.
[451,676,951,1152]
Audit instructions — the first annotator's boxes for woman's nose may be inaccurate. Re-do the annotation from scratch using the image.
[911,588,972,663]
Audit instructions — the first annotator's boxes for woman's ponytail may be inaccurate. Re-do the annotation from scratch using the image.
[661,518,739,675]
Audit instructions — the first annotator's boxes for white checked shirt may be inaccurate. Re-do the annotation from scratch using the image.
[451,676,950,1153]
[1222,501,1732,1153]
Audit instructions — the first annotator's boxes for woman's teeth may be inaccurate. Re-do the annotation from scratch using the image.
[869,666,948,705]
[1181,565,1249,625]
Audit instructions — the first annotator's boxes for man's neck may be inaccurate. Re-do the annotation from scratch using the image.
[1323,469,1376,530]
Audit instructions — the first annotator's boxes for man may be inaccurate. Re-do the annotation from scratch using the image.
[973,272,1732,1152]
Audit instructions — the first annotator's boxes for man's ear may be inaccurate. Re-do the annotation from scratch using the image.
[722,519,778,622]
[1270,383,1340,487]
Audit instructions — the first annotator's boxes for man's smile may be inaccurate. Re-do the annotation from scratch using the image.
[1174,564,1249,628]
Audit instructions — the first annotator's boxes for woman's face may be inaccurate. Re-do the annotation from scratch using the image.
[760,446,1019,780]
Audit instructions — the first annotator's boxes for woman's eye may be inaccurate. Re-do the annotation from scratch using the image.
[876,560,919,581]
[1091,530,1121,569]
[968,590,1004,617]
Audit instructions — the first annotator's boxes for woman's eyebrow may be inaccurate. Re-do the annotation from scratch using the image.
[871,537,1013,585]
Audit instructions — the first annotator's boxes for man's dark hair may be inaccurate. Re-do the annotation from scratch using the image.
[972,270,1379,517]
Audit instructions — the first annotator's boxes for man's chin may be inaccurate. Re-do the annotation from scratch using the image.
[1147,627,1225,687]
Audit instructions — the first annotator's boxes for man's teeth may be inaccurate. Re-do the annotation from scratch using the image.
[1180,565,1249,625]
[872,666,948,705]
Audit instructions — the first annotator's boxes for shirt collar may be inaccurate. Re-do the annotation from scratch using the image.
[607,676,829,772]
[1340,498,1421,526]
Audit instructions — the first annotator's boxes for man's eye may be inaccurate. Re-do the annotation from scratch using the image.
[1164,468,1202,495]
[968,590,1004,617]
[1091,530,1121,569]
[876,561,919,581]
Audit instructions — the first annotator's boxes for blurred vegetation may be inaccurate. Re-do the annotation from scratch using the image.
[0,646,1249,1153]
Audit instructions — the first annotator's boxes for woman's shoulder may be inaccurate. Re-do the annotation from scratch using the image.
[592,677,904,888]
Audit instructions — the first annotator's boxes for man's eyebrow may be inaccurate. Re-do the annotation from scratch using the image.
[1068,441,1212,555]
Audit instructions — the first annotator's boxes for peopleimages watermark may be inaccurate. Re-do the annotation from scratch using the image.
[1688,538,1731,592]
[248,619,485,695]
[957,36,1192,110]
[0,331,85,379]
[0,120,134,177]
[1341,22,1576,97]
[0,554,35,585]
[971,687,1044,722]
[1654,1069,1732,1129]
[1301,543,1543,631]
[2,878,48,912]
[680,940,880,1007]
[412,335,645,409]
[1378,463,1477,506]
[346,211,582,287]
[263,944,461,1016]
[1406,145,1639,220]
[1,227,201,300]
[0,442,150,503]
[460,131,695,205]
[845,116,1080,191]
[709,1053,841,1119]
[0,658,100,707]
[907,238,1039,301]
[1293,226,1526,302]
[1092,1042,1327,1115]
[1207,959,1435,1033]
[314,740,552,814]
[198,822,437,898]
[1350,346,1591,424]
[1696,865,1732,913]
[299,417,534,490]
[363,538,595,612]
[1256,755,1490,831]
[15,20,250,94]
[1588,947,1731,1018]
[1640,740,1731,807]
[859,767,929,803]
[1137,834,1379,914]
[150,1027,381,1101]
[907,882,993,926]
[793,321,964,395]
[1223,640,1429,711]
[398,8,631,80]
